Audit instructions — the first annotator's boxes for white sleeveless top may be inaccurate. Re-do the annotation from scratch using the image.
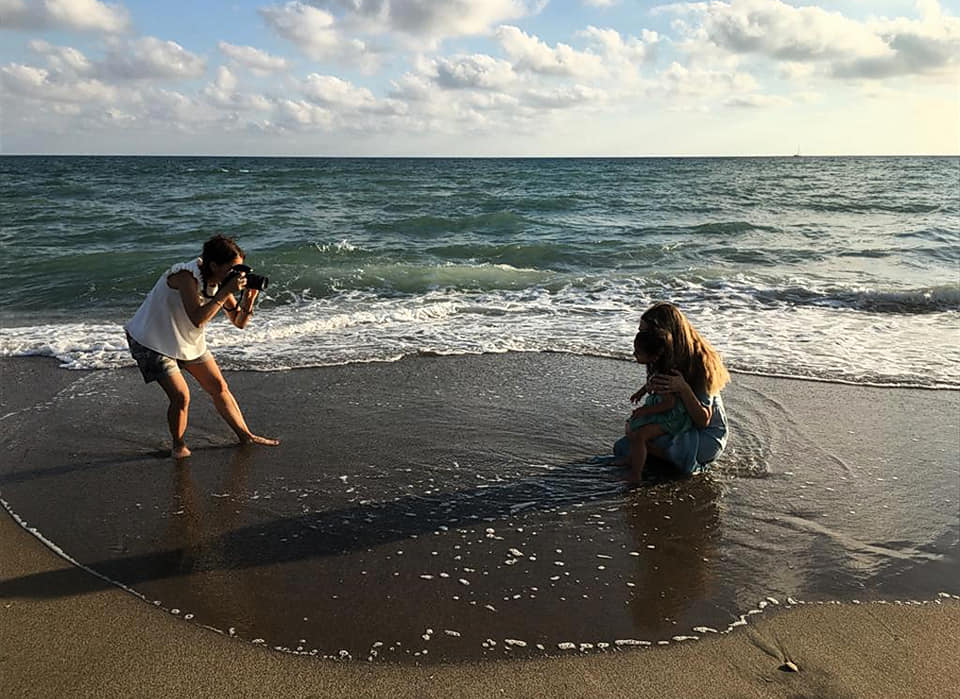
[125,259,215,360]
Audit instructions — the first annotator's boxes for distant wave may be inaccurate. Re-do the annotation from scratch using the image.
[369,211,530,235]
[805,200,943,214]
[747,283,960,314]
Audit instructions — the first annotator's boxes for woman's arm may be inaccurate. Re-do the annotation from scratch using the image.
[168,270,244,328]
[226,289,258,329]
[650,370,712,428]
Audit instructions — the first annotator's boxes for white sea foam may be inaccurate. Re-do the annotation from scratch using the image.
[1,279,958,388]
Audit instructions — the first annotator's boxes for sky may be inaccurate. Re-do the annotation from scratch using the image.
[1,0,958,156]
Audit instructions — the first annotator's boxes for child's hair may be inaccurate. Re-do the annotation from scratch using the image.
[640,302,730,396]
[634,327,673,376]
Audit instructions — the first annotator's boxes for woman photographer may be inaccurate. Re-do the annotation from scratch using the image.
[125,234,279,458]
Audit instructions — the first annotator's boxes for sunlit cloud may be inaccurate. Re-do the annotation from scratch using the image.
[0,0,131,34]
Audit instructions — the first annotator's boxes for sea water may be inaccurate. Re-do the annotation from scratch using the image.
[2,155,958,387]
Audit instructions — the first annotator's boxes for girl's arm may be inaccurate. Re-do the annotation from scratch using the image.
[630,380,650,403]
[168,270,244,328]
[631,393,676,418]
[650,370,712,428]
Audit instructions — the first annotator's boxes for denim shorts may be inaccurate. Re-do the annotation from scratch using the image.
[126,333,212,383]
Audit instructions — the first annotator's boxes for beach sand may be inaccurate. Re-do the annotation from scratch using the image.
[1,354,959,696]
[2,511,958,698]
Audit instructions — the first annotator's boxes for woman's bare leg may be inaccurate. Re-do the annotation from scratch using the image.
[183,358,279,447]
[157,372,191,458]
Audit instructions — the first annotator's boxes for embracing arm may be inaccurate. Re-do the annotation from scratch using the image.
[650,370,712,428]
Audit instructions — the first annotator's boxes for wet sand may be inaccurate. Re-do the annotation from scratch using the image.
[3,510,959,698]
[1,354,959,694]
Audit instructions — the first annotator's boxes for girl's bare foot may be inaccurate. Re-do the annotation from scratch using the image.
[240,433,280,447]
[172,443,191,459]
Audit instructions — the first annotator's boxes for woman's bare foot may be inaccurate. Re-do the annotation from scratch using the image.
[240,433,280,447]
[172,442,192,459]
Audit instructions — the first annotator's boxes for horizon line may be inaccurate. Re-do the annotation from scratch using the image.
[1,152,958,159]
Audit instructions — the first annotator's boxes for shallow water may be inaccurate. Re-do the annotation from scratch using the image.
[1,355,956,662]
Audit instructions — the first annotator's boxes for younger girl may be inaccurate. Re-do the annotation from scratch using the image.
[624,327,693,480]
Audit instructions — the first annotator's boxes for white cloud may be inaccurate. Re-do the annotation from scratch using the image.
[723,93,790,109]
[661,0,959,81]
[434,54,518,90]
[275,98,335,128]
[301,73,375,107]
[299,73,408,118]
[202,66,272,111]
[830,12,960,79]
[259,2,339,55]
[582,0,617,6]
[522,84,606,109]
[778,61,816,81]
[578,25,658,64]
[28,39,95,77]
[217,41,290,74]
[389,71,435,102]
[310,0,534,41]
[497,25,605,79]
[19,37,206,85]
[658,60,758,97]
[0,0,131,33]
[100,37,206,80]
[663,0,887,61]
[259,1,378,69]
[0,62,117,103]
[463,90,520,112]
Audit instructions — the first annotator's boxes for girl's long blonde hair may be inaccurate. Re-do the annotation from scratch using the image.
[640,302,729,396]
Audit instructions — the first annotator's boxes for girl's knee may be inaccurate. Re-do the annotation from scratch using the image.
[636,424,662,440]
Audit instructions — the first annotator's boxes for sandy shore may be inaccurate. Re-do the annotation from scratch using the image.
[1,354,959,696]
[3,509,958,698]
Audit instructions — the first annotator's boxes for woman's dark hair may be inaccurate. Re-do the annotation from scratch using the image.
[634,327,673,376]
[200,234,245,278]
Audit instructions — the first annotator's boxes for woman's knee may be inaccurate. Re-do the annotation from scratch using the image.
[201,377,230,398]
[168,388,189,411]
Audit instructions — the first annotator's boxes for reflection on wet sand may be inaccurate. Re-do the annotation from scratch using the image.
[624,479,720,636]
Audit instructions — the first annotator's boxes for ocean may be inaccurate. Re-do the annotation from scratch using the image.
[2,155,958,387]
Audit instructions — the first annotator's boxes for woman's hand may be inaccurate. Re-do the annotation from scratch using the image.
[223,270,247,295]
[649,370,688,394]
[652,369,713,428]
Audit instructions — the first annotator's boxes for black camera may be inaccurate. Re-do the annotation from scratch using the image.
[227,264,269,291]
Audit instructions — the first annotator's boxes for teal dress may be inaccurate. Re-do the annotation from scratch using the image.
[628,393,693,435]
[615,393,728,475]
